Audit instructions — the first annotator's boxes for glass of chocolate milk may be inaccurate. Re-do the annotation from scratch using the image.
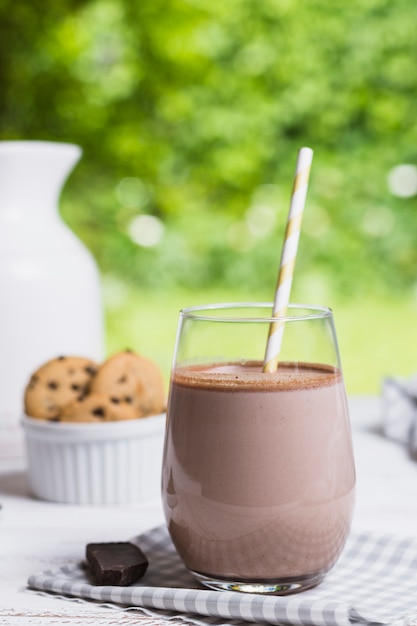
[162,303,355,595]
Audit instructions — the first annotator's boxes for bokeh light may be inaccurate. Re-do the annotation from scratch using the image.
[127,214,165,247]
[387,164,417,198]
[116,177,150,209]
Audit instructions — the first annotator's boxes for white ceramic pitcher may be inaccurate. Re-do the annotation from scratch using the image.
[0,140,104,455]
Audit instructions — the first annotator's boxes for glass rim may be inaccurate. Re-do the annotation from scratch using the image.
[179,302,333,323]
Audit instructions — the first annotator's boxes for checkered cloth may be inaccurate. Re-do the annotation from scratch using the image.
[27,525,417,626]
[382,377,417,458]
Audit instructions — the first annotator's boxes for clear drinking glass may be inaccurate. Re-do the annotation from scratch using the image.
[162,303,355,595]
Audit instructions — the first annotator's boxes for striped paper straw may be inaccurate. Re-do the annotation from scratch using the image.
[263,146,313,373]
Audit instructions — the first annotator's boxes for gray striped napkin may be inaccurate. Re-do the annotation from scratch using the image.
[27,525,417,626]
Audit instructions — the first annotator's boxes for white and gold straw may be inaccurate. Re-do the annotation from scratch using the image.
[263,146,313,373]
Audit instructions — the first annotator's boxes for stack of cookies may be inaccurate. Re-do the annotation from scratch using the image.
[24,350,166,422]
[22,350,167,504]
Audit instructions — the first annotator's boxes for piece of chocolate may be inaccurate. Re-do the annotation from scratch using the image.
[86,542,148,586]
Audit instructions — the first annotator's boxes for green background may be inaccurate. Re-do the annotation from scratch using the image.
[2,0,417,392]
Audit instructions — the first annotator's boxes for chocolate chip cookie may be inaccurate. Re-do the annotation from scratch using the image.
[90,350,165,417]
[24,356,98,419]
[57,393,138,423]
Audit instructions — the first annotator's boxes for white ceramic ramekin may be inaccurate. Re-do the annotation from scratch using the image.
[21,413,166,505]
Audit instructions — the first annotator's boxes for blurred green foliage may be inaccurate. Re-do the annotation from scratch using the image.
[1,0,417,300]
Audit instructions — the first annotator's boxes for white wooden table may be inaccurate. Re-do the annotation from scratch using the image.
[1,396,416,625]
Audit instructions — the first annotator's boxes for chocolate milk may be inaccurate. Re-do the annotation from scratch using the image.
[162,361,355,583]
